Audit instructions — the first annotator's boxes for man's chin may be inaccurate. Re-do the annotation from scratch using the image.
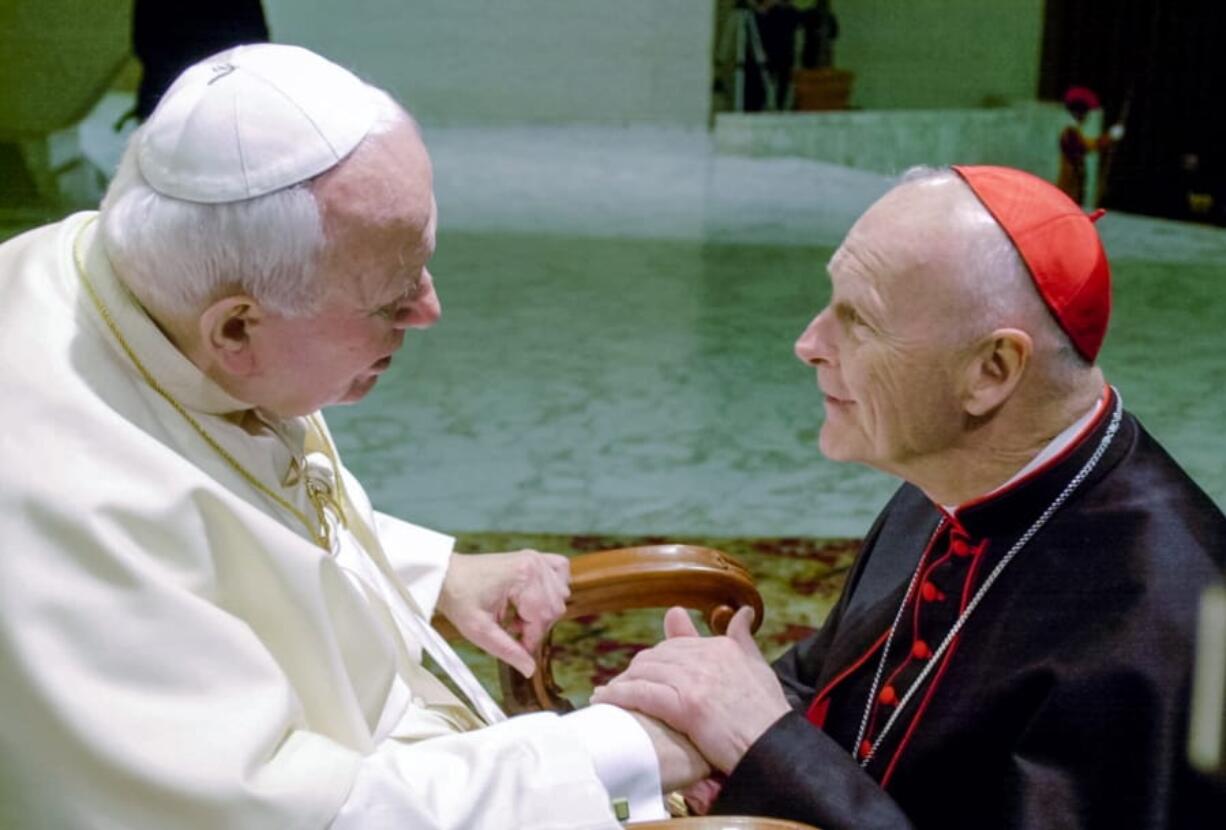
[311,376,380,411]
[338,375,380,404]
[818,428,859,463]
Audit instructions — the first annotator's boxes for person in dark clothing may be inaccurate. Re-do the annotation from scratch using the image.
[739,0,801,111]
[755,0,800,110]
[132,0,270,119]
[800,0,838,69]
[594,165,1226,828]
[1057,86,1125,207]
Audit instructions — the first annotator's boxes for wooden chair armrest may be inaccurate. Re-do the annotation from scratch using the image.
[500,544,763,714]
[629,818,818,829]
[629,817,819,829]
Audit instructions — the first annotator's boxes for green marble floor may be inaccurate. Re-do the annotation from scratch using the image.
[5,123,1224,539]
[327,228,1225,539]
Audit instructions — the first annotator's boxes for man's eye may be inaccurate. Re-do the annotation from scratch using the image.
[372,280,421,320]
[841,306,867,328]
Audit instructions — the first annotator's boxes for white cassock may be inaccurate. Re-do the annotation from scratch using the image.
[0,214,664,828]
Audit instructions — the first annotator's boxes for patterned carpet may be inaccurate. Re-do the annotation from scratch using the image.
[448,532,859,708]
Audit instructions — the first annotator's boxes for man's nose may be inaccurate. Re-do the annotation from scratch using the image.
[395,270,441,330]
[794,309,832,366]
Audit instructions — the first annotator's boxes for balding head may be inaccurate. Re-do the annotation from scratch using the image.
[794,167,1105,503]
[858,169,1094,391]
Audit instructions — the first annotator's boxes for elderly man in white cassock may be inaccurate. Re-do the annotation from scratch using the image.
[0,45,706,828]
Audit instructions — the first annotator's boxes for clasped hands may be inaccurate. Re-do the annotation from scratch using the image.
[593,606,793,796]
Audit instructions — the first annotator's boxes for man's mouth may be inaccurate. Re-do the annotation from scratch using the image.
[371,356,393,372]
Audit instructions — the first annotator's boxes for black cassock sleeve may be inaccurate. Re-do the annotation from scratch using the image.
[715,710,914,830]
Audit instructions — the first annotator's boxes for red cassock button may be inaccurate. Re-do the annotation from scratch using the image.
[950,537,973,557]
[920,581,944,602]
[879,685,898,706]
[859,739,873,759]
[912,640,932,660]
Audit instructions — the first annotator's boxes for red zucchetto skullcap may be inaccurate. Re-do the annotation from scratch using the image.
[952,164,1111,362]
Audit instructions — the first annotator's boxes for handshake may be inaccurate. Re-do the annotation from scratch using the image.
[591,606,793,809]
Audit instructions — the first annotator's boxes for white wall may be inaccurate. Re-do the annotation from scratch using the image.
[265,0,714,126]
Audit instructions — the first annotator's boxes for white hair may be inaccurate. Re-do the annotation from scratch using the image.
[898,166,1094,388]
[98,88,411,319]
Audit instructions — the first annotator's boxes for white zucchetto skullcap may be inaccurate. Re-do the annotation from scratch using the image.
[137,43,378,203]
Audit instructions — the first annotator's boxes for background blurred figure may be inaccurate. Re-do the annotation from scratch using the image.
[755,0,801,111]
[736,0,801,112]
[1057,85,1124,206]
[133,0,270,120]
[799,0,838,70]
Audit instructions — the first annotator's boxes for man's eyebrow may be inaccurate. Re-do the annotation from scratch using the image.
[831,299,861,322]
[832,289,886,331]
[370,269,421,309]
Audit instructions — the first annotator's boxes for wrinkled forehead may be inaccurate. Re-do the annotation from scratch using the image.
[314,121,435,241]
[830,180,978,295]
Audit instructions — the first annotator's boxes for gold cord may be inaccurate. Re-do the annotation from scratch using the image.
[73,217,347,551]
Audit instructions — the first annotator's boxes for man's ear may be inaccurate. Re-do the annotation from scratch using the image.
[197,295,263,376]
[961,328,1032,417]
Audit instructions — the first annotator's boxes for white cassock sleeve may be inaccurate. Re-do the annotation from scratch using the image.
[334,706,667,828]
[563,704,670,822]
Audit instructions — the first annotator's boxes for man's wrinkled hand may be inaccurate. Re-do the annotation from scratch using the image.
[630,711,711,792]
[590,606,791,774]
[436,550,570,678]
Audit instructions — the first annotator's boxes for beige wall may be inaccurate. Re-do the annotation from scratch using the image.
[834,0,1045,109]
[264,0,715,126]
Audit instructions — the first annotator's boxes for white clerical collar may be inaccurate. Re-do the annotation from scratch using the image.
[944,387,1112,514]
[77,213,253,416]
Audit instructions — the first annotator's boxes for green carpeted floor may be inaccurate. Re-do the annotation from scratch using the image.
[449,532,857,708]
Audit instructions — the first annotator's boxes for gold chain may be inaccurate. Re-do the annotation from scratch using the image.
[73,216,347,551]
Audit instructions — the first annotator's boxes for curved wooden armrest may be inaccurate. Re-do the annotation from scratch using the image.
[629,817,819,829]
[499,544,763,714]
